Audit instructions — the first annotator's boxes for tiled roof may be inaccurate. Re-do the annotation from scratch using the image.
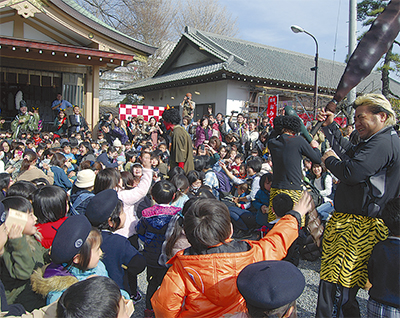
[122,27,400,96]
[52,0,156,55]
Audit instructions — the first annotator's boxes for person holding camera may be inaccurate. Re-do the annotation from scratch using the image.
[180,93,195,120]
[229,112,247,144]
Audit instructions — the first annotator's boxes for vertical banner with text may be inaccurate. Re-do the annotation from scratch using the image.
[267,95,278,127]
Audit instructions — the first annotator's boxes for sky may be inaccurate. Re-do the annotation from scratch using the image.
[219,0,364,65]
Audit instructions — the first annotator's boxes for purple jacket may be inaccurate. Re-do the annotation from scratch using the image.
[195,126,212,148]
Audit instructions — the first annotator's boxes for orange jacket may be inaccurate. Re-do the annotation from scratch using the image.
[151,213,300,318]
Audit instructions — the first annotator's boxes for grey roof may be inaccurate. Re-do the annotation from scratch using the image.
[122,27,400,96]
[51,0,157,55]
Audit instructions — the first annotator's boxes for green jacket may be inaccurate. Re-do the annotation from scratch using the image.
[11,113,39,138]
[1,236,48,309]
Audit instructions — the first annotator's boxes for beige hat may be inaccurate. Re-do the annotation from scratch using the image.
[75,169,96,188]
[113,138,122,147]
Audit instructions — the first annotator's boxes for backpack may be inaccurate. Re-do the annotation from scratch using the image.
[69,192,95,216]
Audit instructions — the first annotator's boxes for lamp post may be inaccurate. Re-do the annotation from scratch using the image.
[291,25,319,119]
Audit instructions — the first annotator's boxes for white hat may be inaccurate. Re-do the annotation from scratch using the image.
[113,138,122,147]
[75,169,96,188]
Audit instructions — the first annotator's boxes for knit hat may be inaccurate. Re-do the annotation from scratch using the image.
[85,189,119,227]
[51,215,91,264]
[113,139,122,147]
[0,202,6,225]
[75,169,96,188]
[237,260,305,310]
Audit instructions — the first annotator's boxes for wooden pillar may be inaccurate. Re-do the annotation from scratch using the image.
[85,66,93,130]
[92,65,100,128]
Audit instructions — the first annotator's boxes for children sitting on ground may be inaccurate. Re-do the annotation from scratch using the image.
[367,197,400,318]
[234,183,250,210]
[85,189,146,303]
[151,192,313,318]
[136,180,181,318]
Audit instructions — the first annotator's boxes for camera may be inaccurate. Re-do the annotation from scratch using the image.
[231,110,239,114]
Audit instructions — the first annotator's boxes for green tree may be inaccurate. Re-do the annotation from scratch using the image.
[357,0,400,98]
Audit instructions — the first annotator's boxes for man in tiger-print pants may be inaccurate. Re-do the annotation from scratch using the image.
[315,94,400,317]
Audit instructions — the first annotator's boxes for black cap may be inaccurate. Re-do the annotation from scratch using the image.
[51,215,91,264]
[237,260,305,310]
[85,189,119,227]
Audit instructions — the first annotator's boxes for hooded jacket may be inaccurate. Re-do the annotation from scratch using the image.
[151,212,300,318]
[136,204,181,268]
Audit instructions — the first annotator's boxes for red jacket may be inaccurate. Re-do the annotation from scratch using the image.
[36,216,68,249]
[151,213,299,318]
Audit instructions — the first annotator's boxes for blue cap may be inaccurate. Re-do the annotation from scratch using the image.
[85,189,119,227]
[237,260,305,310]
[50,215,92,264]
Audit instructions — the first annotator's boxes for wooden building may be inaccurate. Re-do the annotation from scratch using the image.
[0,0,156,128]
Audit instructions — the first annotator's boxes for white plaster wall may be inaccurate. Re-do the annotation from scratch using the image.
[141,80,229,113]
[0,21,14,36]
[226,80,249,115]
[24,23,57,43]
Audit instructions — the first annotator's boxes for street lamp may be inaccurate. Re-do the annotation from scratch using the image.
[291,25,319,118]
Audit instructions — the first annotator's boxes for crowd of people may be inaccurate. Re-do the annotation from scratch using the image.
[0,92,398,318]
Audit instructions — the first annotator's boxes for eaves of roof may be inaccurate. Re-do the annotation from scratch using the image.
[122,63,226,92]
[122,27,400,97]
[50,0,157,56]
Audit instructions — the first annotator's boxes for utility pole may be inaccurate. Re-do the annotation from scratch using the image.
[347,0,357,124]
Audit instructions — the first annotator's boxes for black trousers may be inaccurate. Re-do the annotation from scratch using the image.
[316,280,361,318]
[146,266,168,310]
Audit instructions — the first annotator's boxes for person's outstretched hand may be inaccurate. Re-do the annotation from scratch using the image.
[293,191,313,217]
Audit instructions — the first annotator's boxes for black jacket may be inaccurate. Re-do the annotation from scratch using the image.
[323,123,400,217]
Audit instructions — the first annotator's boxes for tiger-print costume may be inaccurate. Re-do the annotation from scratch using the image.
[267,188,304,226]
[320,212,388,289]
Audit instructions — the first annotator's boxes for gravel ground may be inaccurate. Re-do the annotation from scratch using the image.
[131,258,369,318]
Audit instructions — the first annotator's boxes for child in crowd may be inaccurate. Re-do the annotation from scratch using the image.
[187,170,203,198]
[32,185,68,248]
[367,197,400,317]
[0,172,11,200]
[132,163,143,178]
[235,183,250,209]
[237,260,306,318]
[62,142,76,173]
[31,215,127,304]
[85,189,146,303]
[151,193,312,317]
[124,150,138,172]
[231,153,245,172]
[50,153,72,191]
[238,163,247,179]
[136,180,181,317]
[1,197,47,311]
[68,169,95,215]
[170,174,190,209]
[159,198,196,267]
[253,173,273,226]
[57,276,134,318]
[266,193,300,266]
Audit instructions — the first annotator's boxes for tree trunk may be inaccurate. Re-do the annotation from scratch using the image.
[381,44,392,98]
